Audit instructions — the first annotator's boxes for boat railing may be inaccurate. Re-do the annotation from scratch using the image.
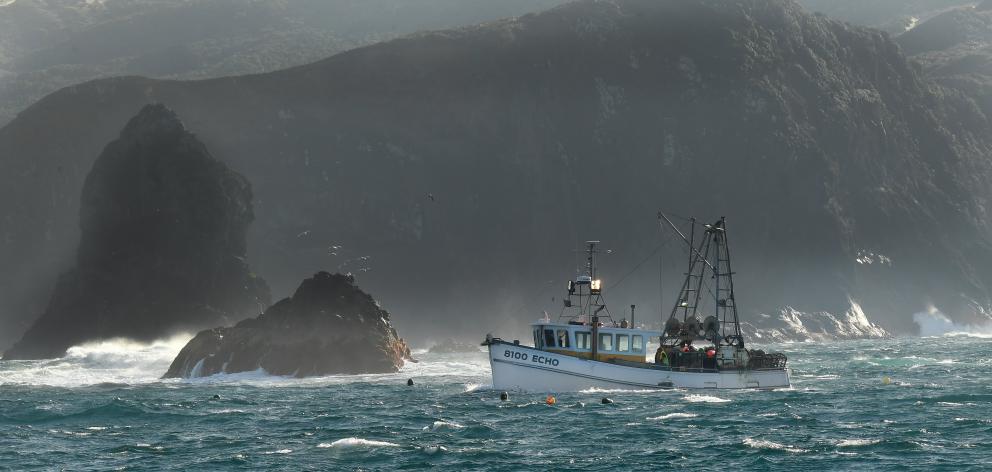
[747,350,788,370]
[652,349,788,372]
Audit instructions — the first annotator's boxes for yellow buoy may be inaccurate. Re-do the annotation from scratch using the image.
[882,376,891,385]
[546,395,557,406]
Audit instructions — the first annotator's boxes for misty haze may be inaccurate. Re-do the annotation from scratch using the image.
[1,0,991,470]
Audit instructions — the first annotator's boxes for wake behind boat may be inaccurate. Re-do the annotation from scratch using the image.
[483,214,790,391]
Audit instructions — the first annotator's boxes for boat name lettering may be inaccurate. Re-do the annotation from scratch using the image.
[530,355,559,367]
[504,350,529,360]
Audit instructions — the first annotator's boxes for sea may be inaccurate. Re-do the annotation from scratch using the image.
[1,333,991,471]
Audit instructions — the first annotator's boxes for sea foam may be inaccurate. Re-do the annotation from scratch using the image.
[319,438,400,448]
[743,437,809,453]
[683,394,730,403]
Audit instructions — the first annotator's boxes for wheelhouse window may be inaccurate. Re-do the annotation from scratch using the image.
[575,332,592,350]
[617,334,630,352]
[632,335,644,352]
[599,333,613,351]
[533,329,541,348]
[544,329,556,348]
[557,329,570,348]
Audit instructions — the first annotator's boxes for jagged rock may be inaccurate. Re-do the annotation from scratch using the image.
[2,104,269,360]
[743,301,889,343]
[164,271,412,378]
[428,338,480,354]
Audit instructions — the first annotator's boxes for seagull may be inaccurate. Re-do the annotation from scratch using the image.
[427,193,436,202]
[296,230,311,238]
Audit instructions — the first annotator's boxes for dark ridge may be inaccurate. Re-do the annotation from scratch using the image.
[2,0,992,346]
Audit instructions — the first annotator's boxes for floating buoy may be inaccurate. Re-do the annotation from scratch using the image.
[882,376,891,385]
[601,397,613,404]
[407,379,414,386]
[546,395,557,406]
[500,392,509,401]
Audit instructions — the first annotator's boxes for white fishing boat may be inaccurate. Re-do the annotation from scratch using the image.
[483,214,790,391]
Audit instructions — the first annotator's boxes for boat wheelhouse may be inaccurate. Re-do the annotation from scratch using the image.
[483,215,790,391]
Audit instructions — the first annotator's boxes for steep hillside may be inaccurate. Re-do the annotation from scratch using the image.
[896,3,992,126]
[3,0,992,347]
[0,0,568,126]
[796,0,974,33]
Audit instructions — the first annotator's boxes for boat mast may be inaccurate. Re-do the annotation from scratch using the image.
[658,212,743,348]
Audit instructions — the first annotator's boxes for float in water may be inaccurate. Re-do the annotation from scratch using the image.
[483,214,790,391]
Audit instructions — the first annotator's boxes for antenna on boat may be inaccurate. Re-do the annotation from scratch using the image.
[558,240,613,326]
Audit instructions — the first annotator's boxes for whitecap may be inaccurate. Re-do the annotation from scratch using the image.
[421,445,448,455]
[263,449,292,454]
[837,439,881,447]
[320,438,400,448]
[743,437,808,453]
[683,394,730,403]
[424,420,464,431]
[647,412,698,421]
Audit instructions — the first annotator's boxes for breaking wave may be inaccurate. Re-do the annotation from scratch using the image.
[0,339,491,388]
[319,438,400,448]
[914,309,992,338]
[647,412,698,420]
[0,334,193,387]
[743,437,809,453]
[683,394,730,403]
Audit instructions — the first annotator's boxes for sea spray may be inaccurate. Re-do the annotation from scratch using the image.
[913,308,992,338]
[0,333,193,386]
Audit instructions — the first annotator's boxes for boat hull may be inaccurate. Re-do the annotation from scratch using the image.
[488,341,789,391]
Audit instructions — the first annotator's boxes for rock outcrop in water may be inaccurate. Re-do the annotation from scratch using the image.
[743,302,890,343]
[164,271,412,378]
[2,104,269,360]
[5,0,992,344]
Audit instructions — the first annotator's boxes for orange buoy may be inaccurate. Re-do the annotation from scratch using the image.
[706,349,716,358]
[681,345,690,353]
[546,395,557,406]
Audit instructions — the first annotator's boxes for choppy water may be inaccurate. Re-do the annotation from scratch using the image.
[2,335,991,471]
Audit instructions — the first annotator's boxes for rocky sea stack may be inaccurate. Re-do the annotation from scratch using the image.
[164,272,413,378]
[3,104,269,360]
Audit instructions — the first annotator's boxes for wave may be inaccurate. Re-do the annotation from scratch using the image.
[319,438,400,448]
[682,394,730,403]
[424,420,464,431]
[743,437,808,453]
[0,333,193,387]
[913,309,992,338]
[647,412,698,420]
[0,339,491,388]
[837,438,881,447]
